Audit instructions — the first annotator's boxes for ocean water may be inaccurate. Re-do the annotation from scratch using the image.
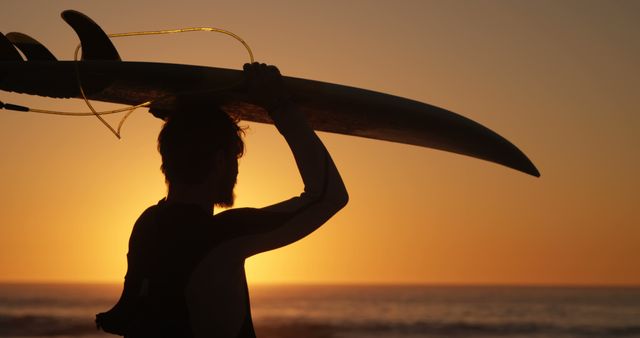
[0,283,638,338]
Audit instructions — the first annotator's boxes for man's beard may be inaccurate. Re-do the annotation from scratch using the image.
[214,177,236,208]
[215,190,235,208]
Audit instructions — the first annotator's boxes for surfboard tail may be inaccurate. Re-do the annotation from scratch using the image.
[0,32,24,61]
[6,32,57,61]
[61,10,121,61]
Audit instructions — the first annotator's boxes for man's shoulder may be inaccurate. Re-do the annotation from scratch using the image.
[129,204,159,240]
[214,207,292,237]
[214,207,259,219]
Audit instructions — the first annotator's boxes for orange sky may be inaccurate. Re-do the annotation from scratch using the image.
[1,1,638,286]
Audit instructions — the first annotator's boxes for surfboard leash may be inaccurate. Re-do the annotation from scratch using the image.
[1,26,255,139]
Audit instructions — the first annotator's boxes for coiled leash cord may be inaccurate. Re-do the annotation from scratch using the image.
[1,26,254,139]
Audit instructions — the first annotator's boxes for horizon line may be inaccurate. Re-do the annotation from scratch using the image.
[1,280,638,288]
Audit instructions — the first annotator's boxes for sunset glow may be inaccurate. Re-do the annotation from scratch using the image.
[1,1,638,286]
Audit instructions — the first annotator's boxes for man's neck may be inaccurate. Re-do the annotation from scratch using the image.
[166,185,214,214]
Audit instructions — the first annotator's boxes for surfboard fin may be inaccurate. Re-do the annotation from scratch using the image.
[6,32,57,61]
[61,10,121,61]
[0,32,24,61]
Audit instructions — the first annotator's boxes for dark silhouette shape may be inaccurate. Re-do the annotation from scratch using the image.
[61,10,121,61]
[0,10,539,177]
[95,63,349,337]
[6,32,58,61]
[0,32,24,61]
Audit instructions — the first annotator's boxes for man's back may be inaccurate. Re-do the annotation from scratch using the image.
[100,200,287,337]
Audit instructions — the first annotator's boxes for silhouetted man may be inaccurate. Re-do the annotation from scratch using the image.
[95,62,348,337]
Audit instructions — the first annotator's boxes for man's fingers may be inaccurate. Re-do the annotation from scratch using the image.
[265,69,283,88]
[243,62,287,110]
[256,63,268,80]
[243,62,263,73]
[244,62,265,88]
[267,65,280,74]
[243,62,280,76]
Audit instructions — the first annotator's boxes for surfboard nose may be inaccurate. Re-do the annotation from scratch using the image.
[508,150,539,177]
[475,133,540,177]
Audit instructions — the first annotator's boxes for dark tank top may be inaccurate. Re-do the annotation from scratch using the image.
[101,200,288,338]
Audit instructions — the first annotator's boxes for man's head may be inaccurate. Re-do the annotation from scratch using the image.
[157,106,244,208]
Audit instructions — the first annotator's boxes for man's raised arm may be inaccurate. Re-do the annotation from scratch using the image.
[234,62,348,258]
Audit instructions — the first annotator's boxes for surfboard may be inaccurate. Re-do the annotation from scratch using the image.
[0,10,539,177]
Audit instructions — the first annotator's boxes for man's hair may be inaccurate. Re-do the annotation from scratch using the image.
[157,106,245,186]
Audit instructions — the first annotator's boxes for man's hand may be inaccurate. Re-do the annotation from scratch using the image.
[243,62,290,112]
